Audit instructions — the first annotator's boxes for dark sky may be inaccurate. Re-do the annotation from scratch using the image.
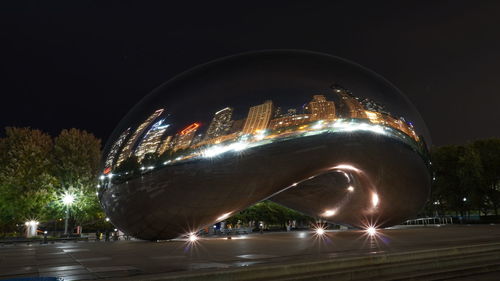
[1,1,499,146]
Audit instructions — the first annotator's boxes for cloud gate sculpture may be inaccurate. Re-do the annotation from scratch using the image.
[98,50,431,240]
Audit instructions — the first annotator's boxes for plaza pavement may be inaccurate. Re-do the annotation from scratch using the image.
[1,224,500,280]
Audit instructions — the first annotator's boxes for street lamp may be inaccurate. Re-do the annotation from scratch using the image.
[61,193,75,235]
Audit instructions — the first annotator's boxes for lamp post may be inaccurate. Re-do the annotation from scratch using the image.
[62,193,75,235]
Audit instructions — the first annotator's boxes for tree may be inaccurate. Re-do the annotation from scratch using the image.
[0,127,57,233]
[141,152,159,168]
[52,129,102,227]
[457,145,484,216]
[431,144,485,218]
[227,201,313,229]
[114,155,140,182]
[472,138,500,215]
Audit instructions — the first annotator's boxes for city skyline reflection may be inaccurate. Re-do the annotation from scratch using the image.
[101,84,427,183]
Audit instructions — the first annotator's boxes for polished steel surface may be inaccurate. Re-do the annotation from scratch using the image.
[98,50,431,240]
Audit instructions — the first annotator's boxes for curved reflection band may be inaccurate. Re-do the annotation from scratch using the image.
[98,50,431,240]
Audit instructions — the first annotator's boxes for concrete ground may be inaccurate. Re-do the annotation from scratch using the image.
[1,224,499,280]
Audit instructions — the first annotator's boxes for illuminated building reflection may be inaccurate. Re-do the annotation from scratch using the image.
[101,85,424,183]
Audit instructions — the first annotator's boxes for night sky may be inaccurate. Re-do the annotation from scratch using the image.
[1,1,499,147]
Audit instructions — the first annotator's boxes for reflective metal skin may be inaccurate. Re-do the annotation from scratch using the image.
[99,50,431,240]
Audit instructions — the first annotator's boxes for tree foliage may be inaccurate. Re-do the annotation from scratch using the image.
[227,201,313,229]
[429,139,499,218]
[0,128,57,232]
[52,129,102,225]
[0,127,102,234]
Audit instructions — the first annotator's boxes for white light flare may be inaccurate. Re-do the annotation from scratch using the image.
[188,233,198,242]
[332,120,387,136]
[347,186,354,192]
[366,226,377,236]
[332,164,361,173]
[372,193,379,207]
[25,220,39,226]
[254,130,267,141]
[312,120,325,130]
[216,212,231,221]
[316,227,325,236]
[62,193,75,205]
[322,209,336,217]
[202,141,249,158]
[230,141,249,151]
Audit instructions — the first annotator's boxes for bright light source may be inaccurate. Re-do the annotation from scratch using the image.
[230,141,249,151]
[203,145,228,158]
[372,193,379,207]
[105,217,110,222]
[322,209,336,217]
[114,228,118,232]
[25,220,38,226]
[463,197,467,202]
[312,120,324,130]
[332,164,361,173]
[44,231,48,234]
[347,186,354,192]
[99,175,105,180]
[62,193,75,205]
[315,227,325,235]
[188,233,198,242]
[217,212,231,221]
[366,226,377,236]
[107,173,114,179]
[254,130,267,141]
[148,166,154,170]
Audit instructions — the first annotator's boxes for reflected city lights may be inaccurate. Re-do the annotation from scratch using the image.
[372,193,380,207]
[216,212,231,221]
[322,209,337,217]
[332,164,362,173]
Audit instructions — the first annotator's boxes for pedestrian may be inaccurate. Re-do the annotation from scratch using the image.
[95,230,100,241]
